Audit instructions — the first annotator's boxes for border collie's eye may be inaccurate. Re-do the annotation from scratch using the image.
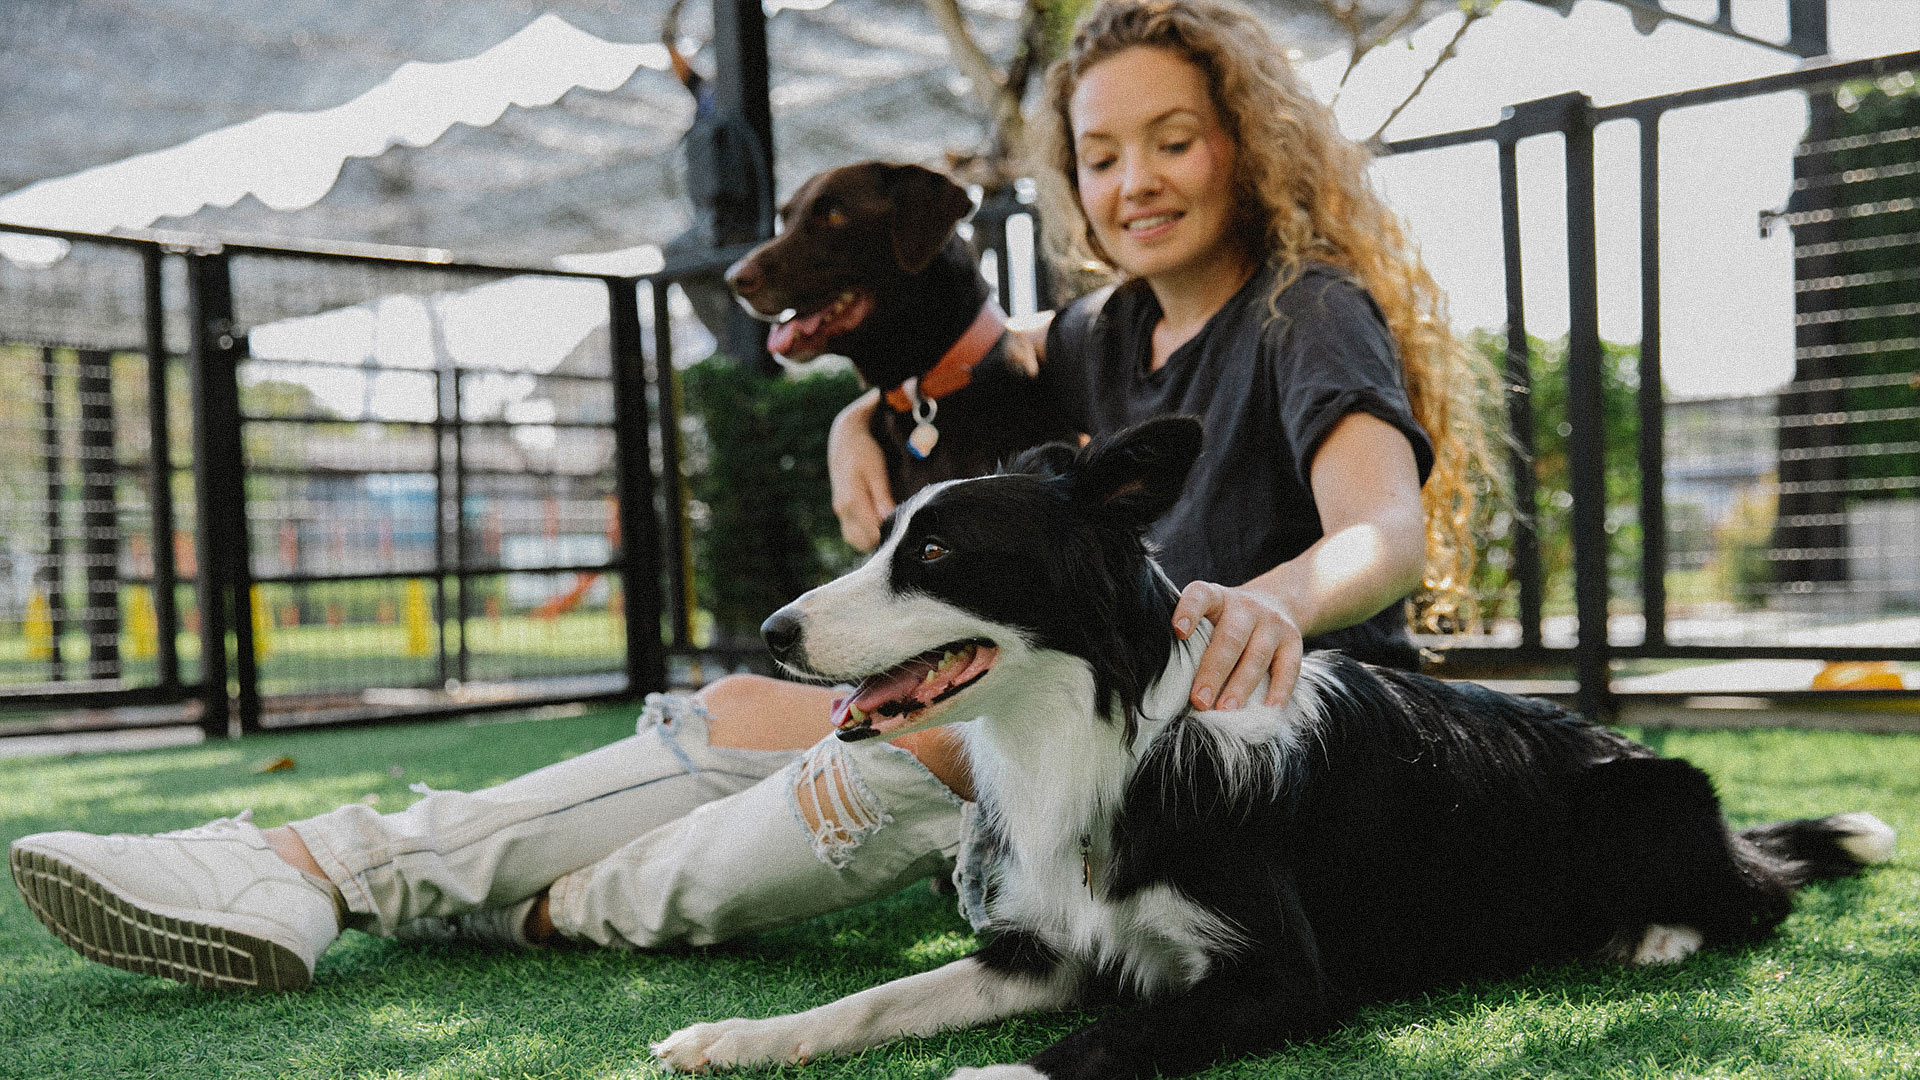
[824,206,848,227]
[919,541,948,563]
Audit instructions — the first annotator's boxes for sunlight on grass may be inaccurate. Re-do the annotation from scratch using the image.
[902,930,978,967]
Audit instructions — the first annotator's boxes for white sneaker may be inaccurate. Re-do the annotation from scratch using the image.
[9,810,342,991]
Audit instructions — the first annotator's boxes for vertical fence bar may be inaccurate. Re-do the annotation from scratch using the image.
[451,367,471,684]
[609,277,669,694]
[187,252,259,733]
[186,254,232,734]
[223,293,260,732]
[1636,114,1668,648]
[1562,94,1614,719]
[1496,133,1545,652]
[142,247,182,690]
[432,367,451,688]
[648,279,694,649]
[39,347,67,681]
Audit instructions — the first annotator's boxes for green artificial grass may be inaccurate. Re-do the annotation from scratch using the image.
[2,709,1917,1079]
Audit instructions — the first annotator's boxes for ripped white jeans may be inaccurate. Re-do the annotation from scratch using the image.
[290,694,967,947]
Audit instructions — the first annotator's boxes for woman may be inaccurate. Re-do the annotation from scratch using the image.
[11,0,1492,991]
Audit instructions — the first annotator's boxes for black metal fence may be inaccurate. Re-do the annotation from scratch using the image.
[0,229,764,736]
[4,51,1918,736]
[1385,50,1920,716]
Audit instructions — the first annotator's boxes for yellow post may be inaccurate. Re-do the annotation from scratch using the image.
[125,585,158,660]
[404,579,434,658]
[25,590,54,661]
[250,586,273,660]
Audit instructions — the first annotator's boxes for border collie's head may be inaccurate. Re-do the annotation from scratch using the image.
[762,416,1203,741]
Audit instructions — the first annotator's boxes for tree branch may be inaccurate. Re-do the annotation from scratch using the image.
[924,0,1007,119]
[1366,3,1493,146]
[1327,0,1429,103]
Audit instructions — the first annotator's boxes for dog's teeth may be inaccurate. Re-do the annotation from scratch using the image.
[922,667,940,685]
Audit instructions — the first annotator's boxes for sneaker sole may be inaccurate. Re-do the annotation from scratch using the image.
[9,845,311,992]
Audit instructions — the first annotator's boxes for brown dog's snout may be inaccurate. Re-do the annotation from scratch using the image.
[724,254,763,298]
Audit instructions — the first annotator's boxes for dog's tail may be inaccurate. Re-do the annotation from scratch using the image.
[1738,812,1897,887]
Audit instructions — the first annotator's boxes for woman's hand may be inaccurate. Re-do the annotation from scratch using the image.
[828,389,895,552]
[1173,412,1426,713]
[1171,580,1304,711]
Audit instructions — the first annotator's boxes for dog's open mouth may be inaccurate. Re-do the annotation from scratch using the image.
[766,289,875,361]
[830,639,998,741]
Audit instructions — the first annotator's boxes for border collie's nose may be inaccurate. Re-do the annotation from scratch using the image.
[761,609,803,662]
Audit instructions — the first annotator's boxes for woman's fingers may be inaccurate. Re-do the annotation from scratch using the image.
[827,390,890,552]
[1175,581,1302,711]
[1170,580,1217,640]
[861,471,896,546]
[1182,582,1246,710]
[1216,621,1284,712]
[829,443,894,552]
[835,478,890,552]
[1263,630,1304,708]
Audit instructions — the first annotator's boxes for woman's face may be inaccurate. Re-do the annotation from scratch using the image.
[1069,46,1243,289]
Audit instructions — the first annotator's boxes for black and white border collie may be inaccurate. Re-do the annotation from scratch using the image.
[653,417,1896,1079]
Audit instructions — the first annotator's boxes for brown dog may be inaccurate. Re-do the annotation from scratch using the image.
[725,162,1077,501]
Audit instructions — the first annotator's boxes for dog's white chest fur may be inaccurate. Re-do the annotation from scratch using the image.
[964,639,1318,997]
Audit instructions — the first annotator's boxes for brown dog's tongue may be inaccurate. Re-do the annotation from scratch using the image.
[767,310,829,359]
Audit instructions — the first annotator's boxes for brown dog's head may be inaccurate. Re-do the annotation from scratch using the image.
[724,162,976,362]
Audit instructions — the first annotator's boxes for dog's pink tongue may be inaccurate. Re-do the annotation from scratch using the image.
[833,644,998,736]
[767,309,830,359]
[850,660,934,717]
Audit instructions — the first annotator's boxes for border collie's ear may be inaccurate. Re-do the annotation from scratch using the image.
[1068,417,1203,528]
[885,164,975,274]
[1006,439,1079,479]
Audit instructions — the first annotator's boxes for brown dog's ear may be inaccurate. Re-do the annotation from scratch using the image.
[886,164,975,274]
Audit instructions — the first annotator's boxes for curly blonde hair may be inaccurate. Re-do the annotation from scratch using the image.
[1033,0,1499,630]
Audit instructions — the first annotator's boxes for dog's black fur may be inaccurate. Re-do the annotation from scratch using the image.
[692,417,1893,1080]
[725,161,1077,501]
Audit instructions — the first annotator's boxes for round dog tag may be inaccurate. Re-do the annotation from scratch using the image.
[908,421,940,459]
[908,394,939,459]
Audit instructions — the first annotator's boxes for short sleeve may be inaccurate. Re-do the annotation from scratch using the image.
[1038,284,1116,434]
[1274,276,1435,489]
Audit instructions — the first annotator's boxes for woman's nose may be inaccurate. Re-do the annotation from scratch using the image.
[1119,153,1160,199]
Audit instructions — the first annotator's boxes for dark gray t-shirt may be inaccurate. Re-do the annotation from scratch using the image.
[1040,263,1435,668]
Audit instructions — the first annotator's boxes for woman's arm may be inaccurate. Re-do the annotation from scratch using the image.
[1172,411,1426,710]
[828,388,893,551]
[827,314,1056,552]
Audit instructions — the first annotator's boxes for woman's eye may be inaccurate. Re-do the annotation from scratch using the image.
[920,541,949,562]
[1084,157,1114,173]
[1162,140,1192,154]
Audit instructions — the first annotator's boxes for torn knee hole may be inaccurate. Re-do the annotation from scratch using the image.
[791,740,892,868]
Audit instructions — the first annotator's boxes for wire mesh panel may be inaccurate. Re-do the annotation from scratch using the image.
[225,251,627,720]
[0,236,195,707]
[1661,71,1920,649]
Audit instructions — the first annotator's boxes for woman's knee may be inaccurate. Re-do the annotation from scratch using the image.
[695,674,837,751]
[693,675,973,796]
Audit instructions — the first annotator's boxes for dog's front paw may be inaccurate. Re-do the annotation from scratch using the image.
[650,1016,814,1073]
[948,1066,1048,1080]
